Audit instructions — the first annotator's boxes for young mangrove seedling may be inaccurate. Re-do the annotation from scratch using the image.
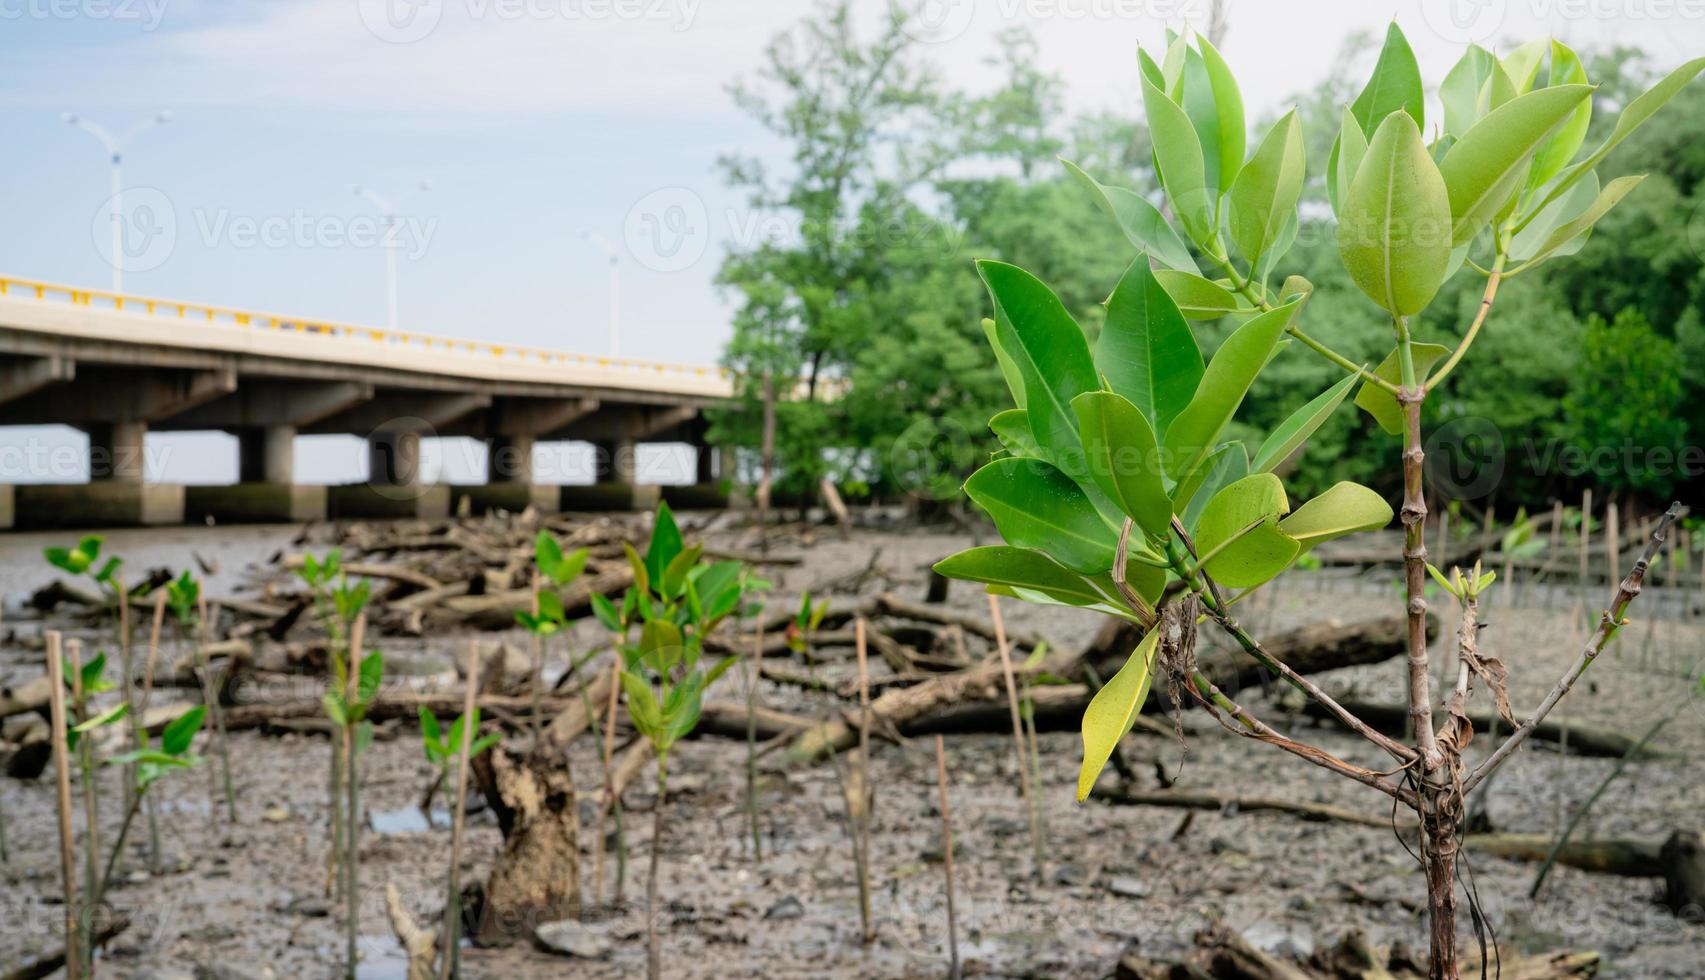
[934,26,1702,979]
[610,502,765,980]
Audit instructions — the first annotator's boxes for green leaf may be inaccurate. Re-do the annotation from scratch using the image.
[469,732,502,758]
[1279,482,1394,550]
[964,458,1116,575]
[1350,23,1424,133]
[322,692,346,727]
[357,651,384,706]
[1528,42,1592,189]
[1071,391,1173,540]
[1353,343,1451,435]
[1197,36,1246,196]
[1076,629,1161,801]
[1440,45,1497,138]
[72,702,130,733]
[1162,300,1297,484]
[620,670,662,740]
[1096,256,1202,438]
[1515,175,1644,269]
[1179,47,1232,198]
[161,705,206,756]
[1329,107,1368,217]
[989,410,1043,458]
[1437,84,1594,245]
[534,530,564,578]
[935,547,1111,608]
[639,619,685,673]
[1141,71,1212,243]
[1228,109,1305,267]
[537,589,566,624]
[643,502,683,585]
[1251,372,1358,474]
[1193,473,1300,589]
[419,706,442,751]
[622,542,650,597]
[982,317,1026,410]
[1153,270,1242,320]
[1501,39,1548,93]
[978,260,1098,460]
[661,544,701,599]
[1510,171,1600,261]
[1337,111,1452,316]
[590,592,624,634]
[1533,57,1705,216]
[1177,441,1248,531]
[1061,161,1198,273]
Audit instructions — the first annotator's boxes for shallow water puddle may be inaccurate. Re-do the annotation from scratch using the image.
[369,807,450,833]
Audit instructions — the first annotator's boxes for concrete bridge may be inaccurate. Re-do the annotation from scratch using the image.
[0,276,736,528]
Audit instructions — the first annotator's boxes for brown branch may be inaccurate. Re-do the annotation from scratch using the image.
[1464,502,1684,793]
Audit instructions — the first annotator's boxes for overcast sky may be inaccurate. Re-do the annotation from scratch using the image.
[0,0,1700,483]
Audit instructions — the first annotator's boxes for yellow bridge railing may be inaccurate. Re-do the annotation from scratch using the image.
[0,274,733,384]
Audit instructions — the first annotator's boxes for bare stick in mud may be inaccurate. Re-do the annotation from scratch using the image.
[440,640,481,980]
[344,611,367,980]
[143,590,166,873]
[988,594,1042,879]
[746,620,764,862]
[198,590,237,825]
[45,631,84,980]
[66,637,99,967]
[933,734,960,980]
[853,616,874,943]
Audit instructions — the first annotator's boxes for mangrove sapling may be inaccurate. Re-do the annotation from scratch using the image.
[64,640,104,937]
[45,632,84,980]
[94,705,206,907]
[417,704,501,822]
[295,549,352,895]
[165,571,236,827]
[851,617,874,943]
[439,643,484,980]
[934,26,1703,980]
[195,588,237,824]
[325,610,382,980]
[141,590,167,874]
[609,502,765,980]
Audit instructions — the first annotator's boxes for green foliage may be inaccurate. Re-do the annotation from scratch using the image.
[44,535,122,587]
[419,705,501,773]
[614,504,767,759]
[1563,308,1689,494]
[165,570,199,628]
[938,24,1698,804]
[516,531,591,635]
[108,706,204,790]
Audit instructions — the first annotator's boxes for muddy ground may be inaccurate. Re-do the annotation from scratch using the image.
[1,515,1701,978]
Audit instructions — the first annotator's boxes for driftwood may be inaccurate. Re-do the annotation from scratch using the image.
[1,639,250,720]
[470,745,581,943]
[1091,784,1399,829]
[383,883,439,980]
[1299,697,1659,758]
[1116,925,1597,980]
[1465,829,1705,910]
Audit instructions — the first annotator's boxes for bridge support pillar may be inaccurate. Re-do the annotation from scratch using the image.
[88,420,147,483]
[238,426,296,484]
[592,438,635,484]
[488,435,535,484]
[369,429,423,488]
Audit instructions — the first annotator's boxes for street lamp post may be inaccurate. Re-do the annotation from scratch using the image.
[583,231,621,358]
[63,111,172,294]
[353,179,431,333]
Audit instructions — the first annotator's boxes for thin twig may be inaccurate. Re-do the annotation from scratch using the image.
[439,640,481,980]
[1465,502,1684,793]
[988,594,1044,878]
[933,734,960,980]
[46,631,83,980]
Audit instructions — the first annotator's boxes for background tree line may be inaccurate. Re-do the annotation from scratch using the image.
[709,3,1705,515]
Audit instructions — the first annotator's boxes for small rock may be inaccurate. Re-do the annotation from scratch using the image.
[1103,875,1150,899]
[764,896,805,920]
[1209,837,1247,856]
[131,969,196,980]
[283,896,332,917]
[535,920,614,959]
[261,806,291,824]
[1049,863,1088,887]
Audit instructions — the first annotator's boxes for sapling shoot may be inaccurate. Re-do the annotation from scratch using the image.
[166,570,236,828]
[610,502,764,980]
[935,26,1703,979]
